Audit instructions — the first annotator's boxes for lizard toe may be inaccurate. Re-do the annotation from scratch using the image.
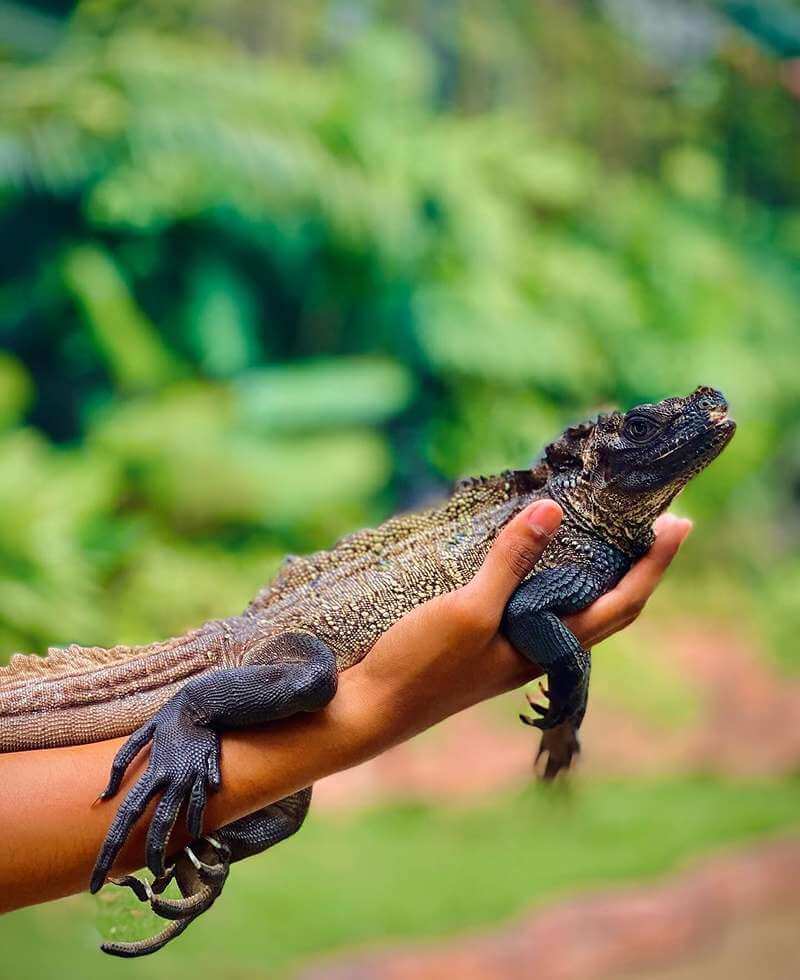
[101,918,192,958]
[536,720,581,780]
[90,774,164,893]
[100,840,230,957]
[91,697,220,890]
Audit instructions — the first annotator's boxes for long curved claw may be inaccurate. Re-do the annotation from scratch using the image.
[102,918,192,958]
[100,838,231,958]
[520,686,552,726]
[150,883,215,921]
[180,837,231,890]
[183,843,229,883]
[108,874,153,903]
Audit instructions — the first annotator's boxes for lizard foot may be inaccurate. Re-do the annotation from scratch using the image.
[520,672,587,780]
[534,719,581,779]
[520,659,588,731]
[90,695,221,892]
[101,838,230,958]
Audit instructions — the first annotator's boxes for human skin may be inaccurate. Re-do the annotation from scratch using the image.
[0,502,691,914]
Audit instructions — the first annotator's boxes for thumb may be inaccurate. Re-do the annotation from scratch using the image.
[468,499,563,609]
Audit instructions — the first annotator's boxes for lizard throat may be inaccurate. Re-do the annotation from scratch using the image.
[547,475,655,559]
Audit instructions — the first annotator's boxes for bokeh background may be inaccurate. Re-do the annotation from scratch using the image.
[1,1,800,977]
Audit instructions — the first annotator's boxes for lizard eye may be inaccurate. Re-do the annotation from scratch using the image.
[696,395,714,412]
[623,415,658,443]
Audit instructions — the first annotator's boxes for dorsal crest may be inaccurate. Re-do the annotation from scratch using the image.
[543,418,598,473]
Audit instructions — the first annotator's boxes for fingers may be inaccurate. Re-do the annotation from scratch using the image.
[90,776,164,893]
[151,883,215,920]
[565,515,692,647]
[620,514,693,601]
[468,499,563,609]
[99,721,156,799]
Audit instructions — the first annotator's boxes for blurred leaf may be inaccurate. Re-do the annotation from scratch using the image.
[662,146,723,203]
[0,352,32,429]
[109,537,284,643]
[415,280,603,396]
[185,260,260,377]
[62,244,181,390]
[90,383,391,529]
[236,357,413,431]
[0,429,119,651]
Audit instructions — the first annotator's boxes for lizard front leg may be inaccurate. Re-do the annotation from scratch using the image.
[102,788,313,958]
[90,632,336,893]
[501,561,620,779]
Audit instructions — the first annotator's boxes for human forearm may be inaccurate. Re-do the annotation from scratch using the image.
[0,506,690,913]
[0,628,538,911]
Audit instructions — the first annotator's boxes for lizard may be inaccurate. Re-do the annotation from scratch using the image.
[0,385,735,957]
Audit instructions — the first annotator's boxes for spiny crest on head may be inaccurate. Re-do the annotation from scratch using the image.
[538,410,624,478]
[542,416,599,474]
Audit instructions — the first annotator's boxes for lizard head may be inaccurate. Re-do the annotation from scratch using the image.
[546,386,736,550]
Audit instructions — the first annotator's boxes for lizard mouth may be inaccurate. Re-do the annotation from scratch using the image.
[651,415,736,475]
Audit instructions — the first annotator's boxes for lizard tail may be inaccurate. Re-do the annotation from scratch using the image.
[0,625,223,752]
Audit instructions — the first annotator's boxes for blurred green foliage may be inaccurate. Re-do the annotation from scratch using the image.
[1,2,800,974]
[1,1,798,662]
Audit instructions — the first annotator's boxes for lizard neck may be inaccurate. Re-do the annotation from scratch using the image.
[547,473,655,560]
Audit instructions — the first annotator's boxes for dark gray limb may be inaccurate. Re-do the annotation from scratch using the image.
[102,789,313,958]
[218,785,314,862]
[91,634,336,891]
[501,559,620,778]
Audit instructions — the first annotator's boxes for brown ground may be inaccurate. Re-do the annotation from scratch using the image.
[621,905,800,980]
[298,837,800,980]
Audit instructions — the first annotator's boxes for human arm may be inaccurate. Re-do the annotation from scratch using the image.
[0,503,691,912]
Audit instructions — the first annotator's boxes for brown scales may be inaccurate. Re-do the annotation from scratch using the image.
[0,426,594,752]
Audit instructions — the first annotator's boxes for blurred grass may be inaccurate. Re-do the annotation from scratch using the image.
[0,776,797,979]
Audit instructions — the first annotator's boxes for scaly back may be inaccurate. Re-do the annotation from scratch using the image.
[244,468,548,667]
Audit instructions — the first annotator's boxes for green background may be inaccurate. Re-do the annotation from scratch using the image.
[1,1,799,976]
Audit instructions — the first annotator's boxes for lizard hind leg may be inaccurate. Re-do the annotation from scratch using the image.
[100,789,313,957]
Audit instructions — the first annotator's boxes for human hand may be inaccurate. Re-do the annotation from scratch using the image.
[0,500,692,913]
[358,500,693,733]
[563,511,693,647]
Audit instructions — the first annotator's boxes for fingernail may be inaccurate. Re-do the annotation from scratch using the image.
[526,499,562,537]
